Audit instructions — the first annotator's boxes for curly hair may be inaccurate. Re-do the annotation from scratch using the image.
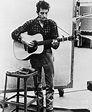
[36,1,50,13]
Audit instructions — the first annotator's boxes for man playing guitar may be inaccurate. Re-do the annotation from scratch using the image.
[11,1,60,112]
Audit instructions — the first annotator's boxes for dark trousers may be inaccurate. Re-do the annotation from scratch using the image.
[30,51,54,112]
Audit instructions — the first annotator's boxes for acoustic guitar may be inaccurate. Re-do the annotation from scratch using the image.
[13,33,73,60]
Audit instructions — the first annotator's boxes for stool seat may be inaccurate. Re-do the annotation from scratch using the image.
[2,68,38,112]
[6,68,38,78]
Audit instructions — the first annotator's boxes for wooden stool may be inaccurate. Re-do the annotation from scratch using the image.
[2,68,38,112]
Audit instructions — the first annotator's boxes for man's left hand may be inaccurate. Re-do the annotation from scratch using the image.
[51,39,60,49]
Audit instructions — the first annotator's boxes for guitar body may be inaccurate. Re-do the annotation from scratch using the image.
[13,34,43,60]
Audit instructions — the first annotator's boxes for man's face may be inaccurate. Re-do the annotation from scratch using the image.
[38,8,49,21]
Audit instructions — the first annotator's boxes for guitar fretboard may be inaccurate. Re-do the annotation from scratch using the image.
[37,36,73,46]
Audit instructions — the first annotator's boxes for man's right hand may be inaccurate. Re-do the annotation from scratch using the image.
[28,41,36,48]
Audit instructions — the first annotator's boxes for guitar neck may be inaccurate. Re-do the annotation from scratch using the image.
[37,36,73,46]
[37,39,52,46]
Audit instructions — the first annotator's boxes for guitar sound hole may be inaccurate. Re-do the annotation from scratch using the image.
[28,46,38,53]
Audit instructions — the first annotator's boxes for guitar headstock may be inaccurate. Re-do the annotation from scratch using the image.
[68,36,74,41]
[57,35,74,42]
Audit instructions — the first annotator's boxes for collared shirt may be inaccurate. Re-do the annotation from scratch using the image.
[12,17,59,51]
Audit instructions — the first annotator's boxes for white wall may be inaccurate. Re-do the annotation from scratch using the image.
[0,0,73,90]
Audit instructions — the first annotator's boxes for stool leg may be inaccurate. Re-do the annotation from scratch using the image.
[34,75,41,112]
[2,75,7,112]
[16,77,20,112]
[36,76,40,112]
[24,78,27,112]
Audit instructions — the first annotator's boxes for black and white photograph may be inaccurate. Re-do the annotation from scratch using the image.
[0,0,92,112]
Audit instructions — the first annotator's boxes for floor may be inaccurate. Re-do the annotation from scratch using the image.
[0,89,92,112]
[1,47,92,112]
